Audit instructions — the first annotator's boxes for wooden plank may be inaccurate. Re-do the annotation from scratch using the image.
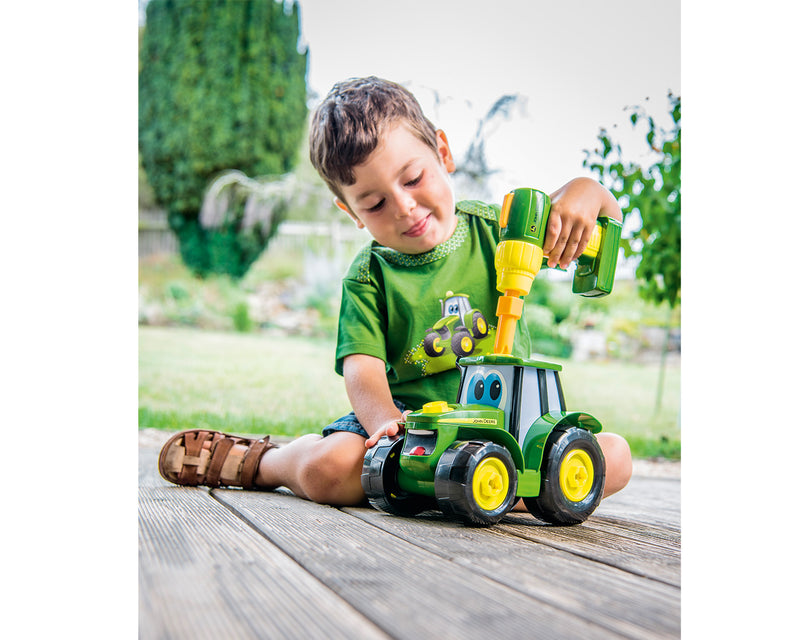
[139,485,389,640]
[347,506,680,640]
[496,514,680,587]
[595,476,681,530]
[139,446,162,487]
[492,476,680,587]
[215,488,624,640]
[140,435,680,638]
[586,515,681,550]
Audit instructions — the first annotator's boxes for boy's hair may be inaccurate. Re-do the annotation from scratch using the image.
[309,76,439,204]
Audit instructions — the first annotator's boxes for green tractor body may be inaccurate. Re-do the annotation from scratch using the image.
[362,354,606,526]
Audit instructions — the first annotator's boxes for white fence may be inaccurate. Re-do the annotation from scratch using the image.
[138,211,369,259]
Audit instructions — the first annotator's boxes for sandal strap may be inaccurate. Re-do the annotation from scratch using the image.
[205,436,236,488]
[177,430,216,485]
[240,437,274,489]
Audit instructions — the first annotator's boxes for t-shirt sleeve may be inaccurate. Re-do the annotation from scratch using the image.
[334,277,388,376]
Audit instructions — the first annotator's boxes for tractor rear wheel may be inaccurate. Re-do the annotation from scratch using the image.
[470,311,489,339]
[361,437,435,516]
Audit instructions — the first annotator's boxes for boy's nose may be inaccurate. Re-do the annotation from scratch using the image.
[396,194,416,218]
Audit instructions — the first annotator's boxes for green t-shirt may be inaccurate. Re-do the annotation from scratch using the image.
[335,200,531,411]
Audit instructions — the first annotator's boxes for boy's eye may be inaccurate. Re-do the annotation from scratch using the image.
[405,172,423,187]
[366,199,385,213]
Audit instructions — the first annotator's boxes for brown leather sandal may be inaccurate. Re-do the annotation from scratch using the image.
[158,429,278,489]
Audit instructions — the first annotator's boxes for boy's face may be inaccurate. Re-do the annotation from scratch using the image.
[336,123,457,255]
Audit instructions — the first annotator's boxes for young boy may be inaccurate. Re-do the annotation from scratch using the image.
[158,76,632,509]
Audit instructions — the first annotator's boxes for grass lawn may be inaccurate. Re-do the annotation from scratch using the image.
[139,326,680,459]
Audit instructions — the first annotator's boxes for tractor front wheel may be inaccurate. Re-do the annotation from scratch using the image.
[523,426,605,525]
[451,329,475,358]
[435,441,518,526]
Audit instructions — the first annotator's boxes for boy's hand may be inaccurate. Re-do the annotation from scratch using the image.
[545,178,620,269]
[365,411,411,448]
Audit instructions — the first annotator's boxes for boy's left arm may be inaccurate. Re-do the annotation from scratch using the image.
[544,177,623,269]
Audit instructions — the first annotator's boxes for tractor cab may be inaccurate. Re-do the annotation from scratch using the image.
[441,292,473,324]
[456,354,566,448]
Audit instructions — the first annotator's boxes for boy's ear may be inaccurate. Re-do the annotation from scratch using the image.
[334,197,365,229]
[436,129,456,174]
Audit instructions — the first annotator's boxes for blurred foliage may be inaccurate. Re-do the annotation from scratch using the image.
[139,247,343,338]
[139,0,308,278]
[523,277,575,358]
[232,301,253,333]
[584,94,681,308]
[520,270,681,360]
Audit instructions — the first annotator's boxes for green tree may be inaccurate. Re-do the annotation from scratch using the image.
[584,94,680,415]
[583,94,681,308]
[139,0,308,278]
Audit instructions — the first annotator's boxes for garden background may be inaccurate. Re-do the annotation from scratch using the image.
[137,0,682,459]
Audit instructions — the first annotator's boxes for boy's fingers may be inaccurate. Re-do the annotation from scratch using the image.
[364,418,405,448]
[569,227,593,266]
[543,214,562,255]
[548,221,573,268]
[559,230,584,268]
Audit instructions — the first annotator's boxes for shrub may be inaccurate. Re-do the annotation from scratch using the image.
[232,302,252,333]
[139,0,308,278]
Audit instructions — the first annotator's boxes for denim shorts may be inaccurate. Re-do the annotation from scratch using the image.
[322,399,407,438]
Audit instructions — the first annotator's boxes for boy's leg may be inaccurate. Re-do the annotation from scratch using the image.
[256,431,368,506]
[596,432,633,498]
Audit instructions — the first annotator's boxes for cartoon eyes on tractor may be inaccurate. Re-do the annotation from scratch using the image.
[465,370,506,409]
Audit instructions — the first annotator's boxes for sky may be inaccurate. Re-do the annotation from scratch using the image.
[295,0,680,198]
[137,0,680,199]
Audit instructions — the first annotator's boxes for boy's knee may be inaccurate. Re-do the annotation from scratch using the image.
[597,432,633,497]
[297,436,366,505]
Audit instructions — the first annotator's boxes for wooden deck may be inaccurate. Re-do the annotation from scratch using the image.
[139,431,680,639]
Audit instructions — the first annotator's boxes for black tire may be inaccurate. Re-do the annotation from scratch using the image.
[423,330,446,357]
[434,441,518,526]
[470,311,489,339]
[523,426,605,525]
[361,437,435,516]
[450,329,475,358]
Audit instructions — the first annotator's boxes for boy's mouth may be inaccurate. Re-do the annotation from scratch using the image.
[403,214,431,238]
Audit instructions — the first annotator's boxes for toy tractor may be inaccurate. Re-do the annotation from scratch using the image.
[361,188,622,526]
[423,292,489,358]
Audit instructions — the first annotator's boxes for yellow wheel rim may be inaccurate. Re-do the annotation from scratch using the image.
[472,457,509,511]
[559,449,594,502]
[432,337,443,354]
[476,318,487,334]
[460,336,473,352]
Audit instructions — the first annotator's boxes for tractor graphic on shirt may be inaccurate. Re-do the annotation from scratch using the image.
[423,291,490,359]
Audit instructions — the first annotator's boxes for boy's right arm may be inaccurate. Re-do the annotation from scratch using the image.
[342,353,408,448]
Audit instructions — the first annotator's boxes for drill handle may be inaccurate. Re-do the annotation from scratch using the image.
[499,188,621,297]
[571,216,622,297]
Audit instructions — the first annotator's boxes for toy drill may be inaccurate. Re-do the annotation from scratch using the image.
[493,188,622,355]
